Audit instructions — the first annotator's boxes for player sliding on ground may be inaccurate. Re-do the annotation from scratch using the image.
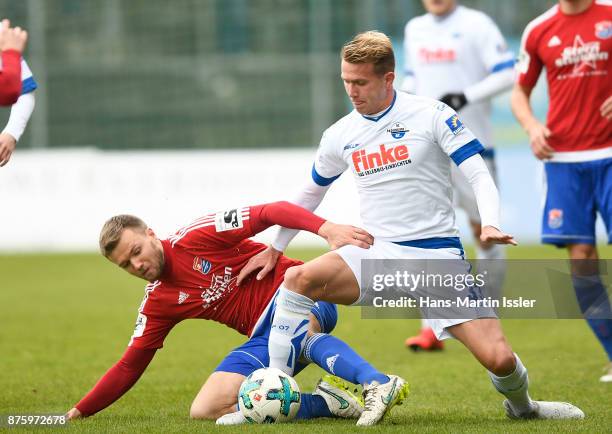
[239,31,585,423]
[65,201,408,426]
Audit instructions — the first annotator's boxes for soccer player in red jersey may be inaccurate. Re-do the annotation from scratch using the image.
[0,19,27,106]
[65,201,405,425]
[512,0,612,382]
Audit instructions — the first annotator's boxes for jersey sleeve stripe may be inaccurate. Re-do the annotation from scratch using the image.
[21,76,37,94]
[491,59,515,73]
[311,163,341,186]
[169,221,217,246]
[449,138,485,166]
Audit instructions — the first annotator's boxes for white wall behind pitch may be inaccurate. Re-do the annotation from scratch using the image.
[0,147,576,253]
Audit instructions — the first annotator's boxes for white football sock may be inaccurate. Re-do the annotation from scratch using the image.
[216,411,247,425]
[268,286,315,375]
[476,243,506,299]
[488,353,535,415]
[421,318,429,329]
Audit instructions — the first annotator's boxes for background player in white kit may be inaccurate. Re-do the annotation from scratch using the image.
[240,31,584,424]
[401,0,515,350]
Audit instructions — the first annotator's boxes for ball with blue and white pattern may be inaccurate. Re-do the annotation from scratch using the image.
[238,367,301,423]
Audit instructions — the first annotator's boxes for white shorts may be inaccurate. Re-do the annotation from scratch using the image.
[335,239,497,340]
[451,153,497,224]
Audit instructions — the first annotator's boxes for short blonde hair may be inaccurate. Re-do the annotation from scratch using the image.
[99,214,147,257]
[341,31,395,75]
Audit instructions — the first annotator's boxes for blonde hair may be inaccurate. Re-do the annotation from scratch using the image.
[99,214,147,257]
[341,31,395,75]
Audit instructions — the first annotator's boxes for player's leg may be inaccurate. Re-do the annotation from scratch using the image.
[268,246,408,425]
[207,311,363,425]
[447,318,584,419]
[268,250,361,375]
[544,160,612,381]
[304,303,389,387]
[190,371,245,420]
[572,157,612,381]
[297,305,364,420]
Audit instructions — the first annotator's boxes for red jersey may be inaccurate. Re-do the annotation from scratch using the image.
[75,201,325,416]
[517,1,612,153]
[0,50,22,106]
[130,204,314,349]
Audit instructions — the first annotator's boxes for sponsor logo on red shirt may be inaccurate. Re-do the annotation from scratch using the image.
[555,35,608,76]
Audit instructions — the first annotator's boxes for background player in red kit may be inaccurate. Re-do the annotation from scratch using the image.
[511,0,612,382]
[0,19,27,106]
[65,201,405,425]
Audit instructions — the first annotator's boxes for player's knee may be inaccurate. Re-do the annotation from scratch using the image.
[284,265,317,296]
[568,244,597,260]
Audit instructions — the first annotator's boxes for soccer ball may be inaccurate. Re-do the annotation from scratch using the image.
[238,367,301,423]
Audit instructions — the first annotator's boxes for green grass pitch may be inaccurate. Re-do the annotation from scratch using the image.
[1,245,611,433]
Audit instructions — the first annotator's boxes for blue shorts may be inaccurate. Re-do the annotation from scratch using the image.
[214,292,338,377]
[542,158,612,246]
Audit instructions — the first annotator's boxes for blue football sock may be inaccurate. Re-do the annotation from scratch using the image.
[304,333,389,385]
[573,275,612,360]
[296,394,332,419]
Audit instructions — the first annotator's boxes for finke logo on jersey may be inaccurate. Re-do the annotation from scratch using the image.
[445,115,465,135]
[548,209,563,229]
[178,291,189,304]
[555,35,608,72]
[418,47,456,63]
[351,144,411,177]
[595,21,612,40]
[193,257,212,274]
[215,209,243,232]
[387,122,409,139]
[547,35,561,47]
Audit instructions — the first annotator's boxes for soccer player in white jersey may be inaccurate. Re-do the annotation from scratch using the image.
[238,31,584,424]
[0,55,36,167]
[401,0,515,351]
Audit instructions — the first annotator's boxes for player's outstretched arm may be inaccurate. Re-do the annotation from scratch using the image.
[236,202,373,285]
[458,154,517,246]
[66,347,157,419]
[254,201,372,250]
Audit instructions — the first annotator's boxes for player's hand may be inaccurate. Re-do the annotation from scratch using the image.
[317,221,374,250]
[600,95,612,121]
[65,408,82,420]
[0,132,17,167]
[0,19,27,53]
[480,225,517,246]
[525,120,553,160]
[439,92,468,112]
[236,245,282,285]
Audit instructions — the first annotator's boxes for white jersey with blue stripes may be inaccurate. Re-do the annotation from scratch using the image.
[403,5,514,147]
[312,91,483,242]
